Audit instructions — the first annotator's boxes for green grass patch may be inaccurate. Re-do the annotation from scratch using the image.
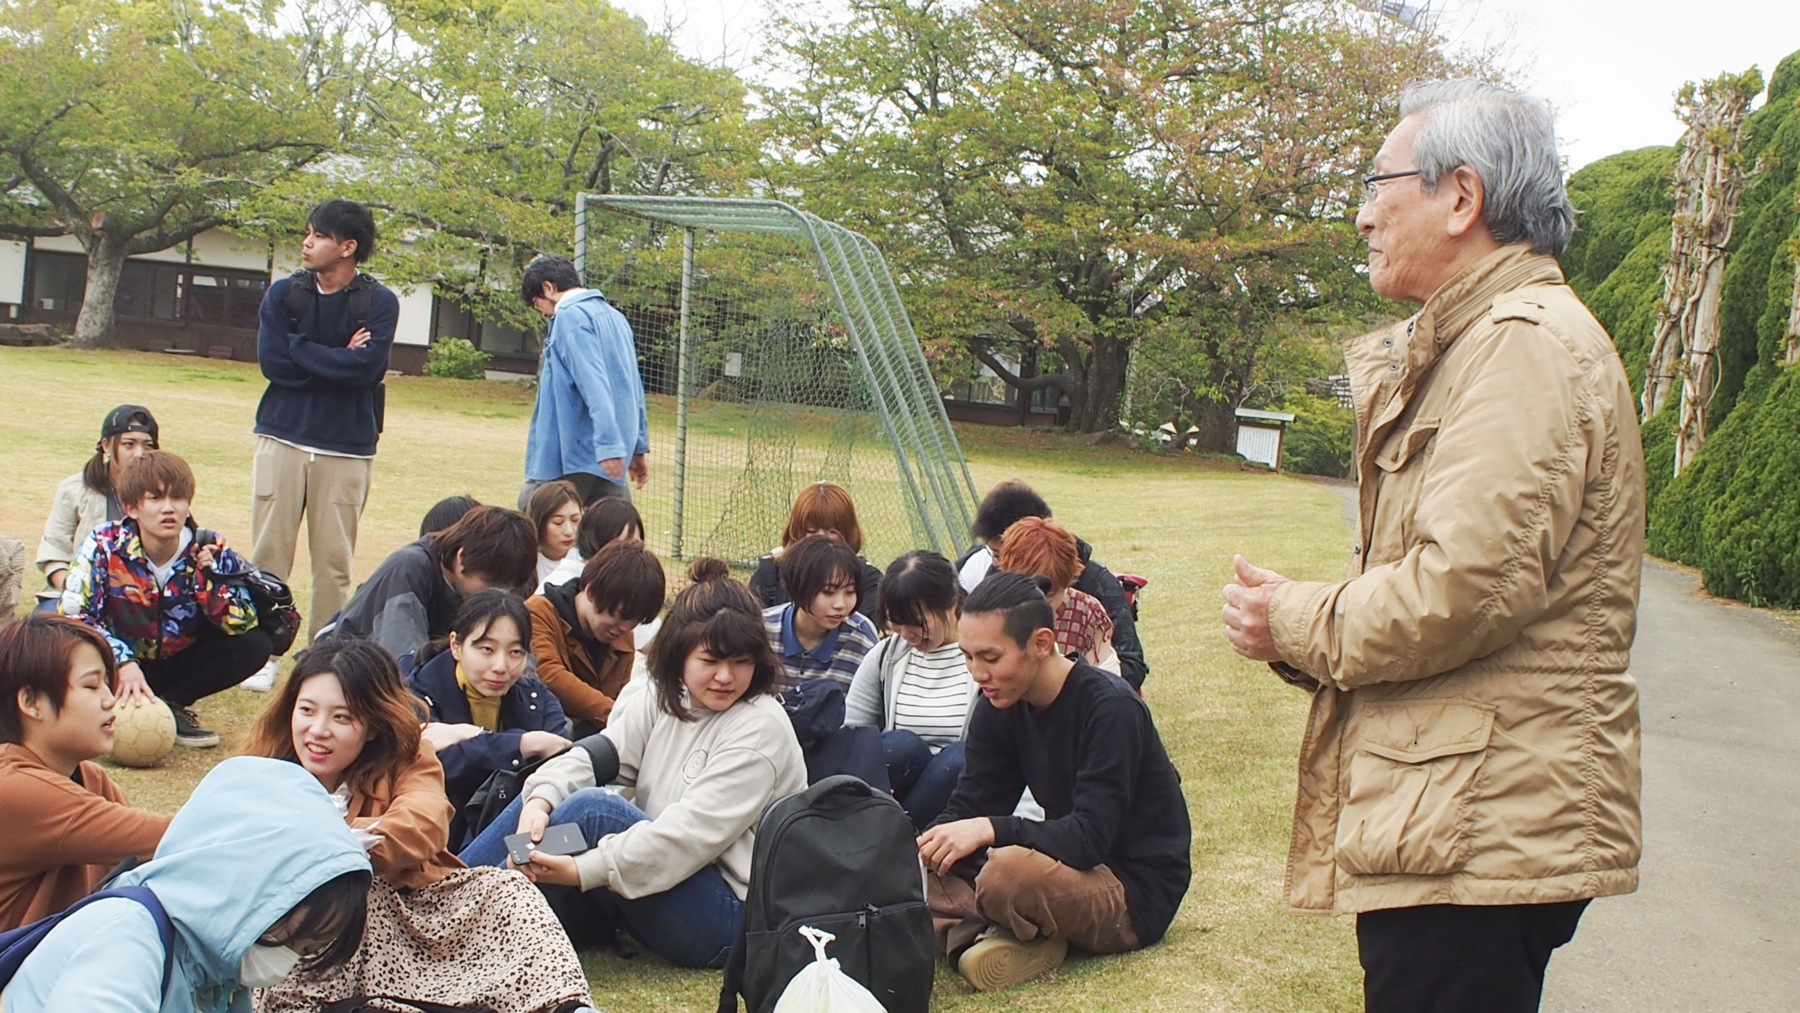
[0,345,1362,1011]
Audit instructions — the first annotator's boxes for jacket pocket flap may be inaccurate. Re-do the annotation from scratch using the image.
[1356,700,1494,763]
[1373,418,1441,472]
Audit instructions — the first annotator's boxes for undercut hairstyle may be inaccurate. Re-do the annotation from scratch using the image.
[243,639,426,800]
[994,516,1084,592]
[420,495,480,537]
[281,868,373,974]
[415,588,533,667]
[880,551,963,630]
[970,480,1051,544]
[116,450,196,506]
[645,558,780,720]
[306,199,377,263]
[580,541,667,625]
[964,571,1057,648]
[525,480,581,543]
[780,481,865,553]
[0,615,118,744]
[576,498,644,558]
[778,533,862,612]
[519,254,582,303]
[1399,80,1575,256]
[429,506,538,596]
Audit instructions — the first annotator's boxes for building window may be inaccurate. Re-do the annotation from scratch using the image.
[29,249,268,329]
[432,290,539,359]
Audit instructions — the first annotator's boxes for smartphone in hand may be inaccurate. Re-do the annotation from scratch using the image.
[503,823,588,865]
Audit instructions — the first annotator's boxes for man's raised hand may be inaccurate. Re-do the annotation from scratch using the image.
[1222,554,1289,663]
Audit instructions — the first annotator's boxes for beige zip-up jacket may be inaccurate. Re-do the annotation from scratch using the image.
[34,473,112,600]
[1267,245,1645,915]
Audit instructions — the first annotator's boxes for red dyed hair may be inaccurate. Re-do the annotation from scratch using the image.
[780,481,864,553]
[995,516,1084,592]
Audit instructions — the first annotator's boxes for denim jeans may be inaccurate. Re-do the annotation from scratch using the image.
[459,788,741,968]
[883,729,966,830]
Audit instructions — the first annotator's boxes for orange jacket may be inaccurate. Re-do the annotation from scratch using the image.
[0,743,171,929]
[343,740,465,889]
[526,592,635,727]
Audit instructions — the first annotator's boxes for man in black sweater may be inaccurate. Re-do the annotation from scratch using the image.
[250,199,399,657]
[918,571,1190,992]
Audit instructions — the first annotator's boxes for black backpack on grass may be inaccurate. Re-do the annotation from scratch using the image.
[717,775,934,1013]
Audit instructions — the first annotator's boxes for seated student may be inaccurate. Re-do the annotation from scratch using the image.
[405,589,571,846]
[918,572,1191,992]
[419,494,480,537]
[1,523,22,619]
[527,480,585,594]
[747,481,883,626]
[845,551,977,830]
[527,541,665,736]
[33,405,160,613]
[0,755,374,1013]
[956,480,1149,688]
[244,639,591,1013]
[320,504,536,663]
[460,558,806,970]
[762,533,881,691]
[572,499,663,657]
[996,517,1118,673]
[0,615,172,931]
[59,451,272,749]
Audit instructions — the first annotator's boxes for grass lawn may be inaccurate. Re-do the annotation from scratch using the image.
[0,346,1362,1012]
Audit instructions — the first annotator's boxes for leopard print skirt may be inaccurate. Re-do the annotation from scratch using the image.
[255,867,591,1013]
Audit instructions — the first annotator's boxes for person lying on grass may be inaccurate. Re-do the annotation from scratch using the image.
[917,571,1191,992]
[0,615,171,931]
[459,557,806,970]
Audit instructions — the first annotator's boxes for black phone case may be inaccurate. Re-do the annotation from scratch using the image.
[503,823,588,864]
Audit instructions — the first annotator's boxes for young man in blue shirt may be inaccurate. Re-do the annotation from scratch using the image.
[518,254,649,508]
[249,199,399,676]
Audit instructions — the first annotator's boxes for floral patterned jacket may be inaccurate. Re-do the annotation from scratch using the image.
[58,518,258,663]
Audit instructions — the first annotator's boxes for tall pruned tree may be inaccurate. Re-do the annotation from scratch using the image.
[0,0,390,347]
[763,0,1468,436]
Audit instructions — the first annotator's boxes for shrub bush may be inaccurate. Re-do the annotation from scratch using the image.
[1280,392,1354,478]
[423,337,491,380]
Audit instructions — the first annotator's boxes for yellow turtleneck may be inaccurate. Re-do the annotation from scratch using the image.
[456,662,502,732]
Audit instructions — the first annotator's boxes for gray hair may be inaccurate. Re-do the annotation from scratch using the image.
[1399,80,1575,256]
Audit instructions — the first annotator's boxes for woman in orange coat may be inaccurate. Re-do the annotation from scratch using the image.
[243,639,593,1013]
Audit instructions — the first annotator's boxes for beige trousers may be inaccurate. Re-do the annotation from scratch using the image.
[250,435,372,642]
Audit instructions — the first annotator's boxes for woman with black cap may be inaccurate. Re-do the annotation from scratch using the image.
[32,405,160,613]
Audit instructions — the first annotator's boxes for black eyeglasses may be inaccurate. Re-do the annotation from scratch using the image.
[1361,169,1422,200]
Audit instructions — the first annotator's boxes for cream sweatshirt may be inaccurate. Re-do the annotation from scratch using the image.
[523,688,805,900]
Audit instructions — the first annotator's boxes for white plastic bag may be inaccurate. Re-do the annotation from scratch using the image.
[771,927,887,1013]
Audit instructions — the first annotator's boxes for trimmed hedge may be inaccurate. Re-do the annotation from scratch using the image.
[423,336,492,380]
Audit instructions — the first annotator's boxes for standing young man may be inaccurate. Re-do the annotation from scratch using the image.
[919,572,1191,992]
[250,199,399,683]
[518,254,649,509]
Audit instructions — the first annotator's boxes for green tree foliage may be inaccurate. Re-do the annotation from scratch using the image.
[1571,49,1800,605]
[1280,391,1355,478]
[0,0,381,347]
[765,0,1467,436]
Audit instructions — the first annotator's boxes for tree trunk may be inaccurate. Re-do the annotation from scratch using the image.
[1786,253,1800,366]
[1072,336,1130,432]
[1674,255,1726,472]
[1195,399,1236,452]
[68,233,129,349]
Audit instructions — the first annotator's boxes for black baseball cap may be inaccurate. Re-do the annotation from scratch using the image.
[100,405,159,442]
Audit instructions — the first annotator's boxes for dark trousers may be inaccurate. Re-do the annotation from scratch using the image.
[519,473,630,510]
[882,729,966,830]
[1357,900,1590,1013]
[140,623,274,707]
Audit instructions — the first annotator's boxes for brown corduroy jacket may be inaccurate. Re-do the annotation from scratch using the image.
[526,591,635,727]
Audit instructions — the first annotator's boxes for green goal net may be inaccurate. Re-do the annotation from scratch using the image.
[573,196,978,570]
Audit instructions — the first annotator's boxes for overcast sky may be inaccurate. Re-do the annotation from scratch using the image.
[616,0,1800,170]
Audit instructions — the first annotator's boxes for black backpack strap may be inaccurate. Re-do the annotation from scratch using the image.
[347,272,377,328]
[715,903,749,1013]
[282,270,313,330]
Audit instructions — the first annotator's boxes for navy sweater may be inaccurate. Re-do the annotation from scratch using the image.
[932,660,1192,945]
[405,649,570,810]
[253,273,399,456]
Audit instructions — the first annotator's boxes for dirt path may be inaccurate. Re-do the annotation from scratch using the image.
[1326,483,1800,1010]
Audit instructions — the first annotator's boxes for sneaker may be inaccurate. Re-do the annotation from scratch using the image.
[239,658,279,692]
[168,703,221,748]
[956,928,1067,991]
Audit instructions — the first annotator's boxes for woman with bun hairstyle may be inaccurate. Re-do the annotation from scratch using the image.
[460,558,806,969]
[243,639,592,1013]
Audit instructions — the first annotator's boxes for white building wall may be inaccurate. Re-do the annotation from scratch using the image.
[0,241,25,305]
[189,230,270,272]
[392,286,433,347]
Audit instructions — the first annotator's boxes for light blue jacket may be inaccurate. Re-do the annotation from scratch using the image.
[524,288,650,486]
[0,757,370,1013]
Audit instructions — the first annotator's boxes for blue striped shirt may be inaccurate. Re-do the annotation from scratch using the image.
[764,603,879,690]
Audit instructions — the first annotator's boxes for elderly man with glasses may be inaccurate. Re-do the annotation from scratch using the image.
[1221,81,1646,1013]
